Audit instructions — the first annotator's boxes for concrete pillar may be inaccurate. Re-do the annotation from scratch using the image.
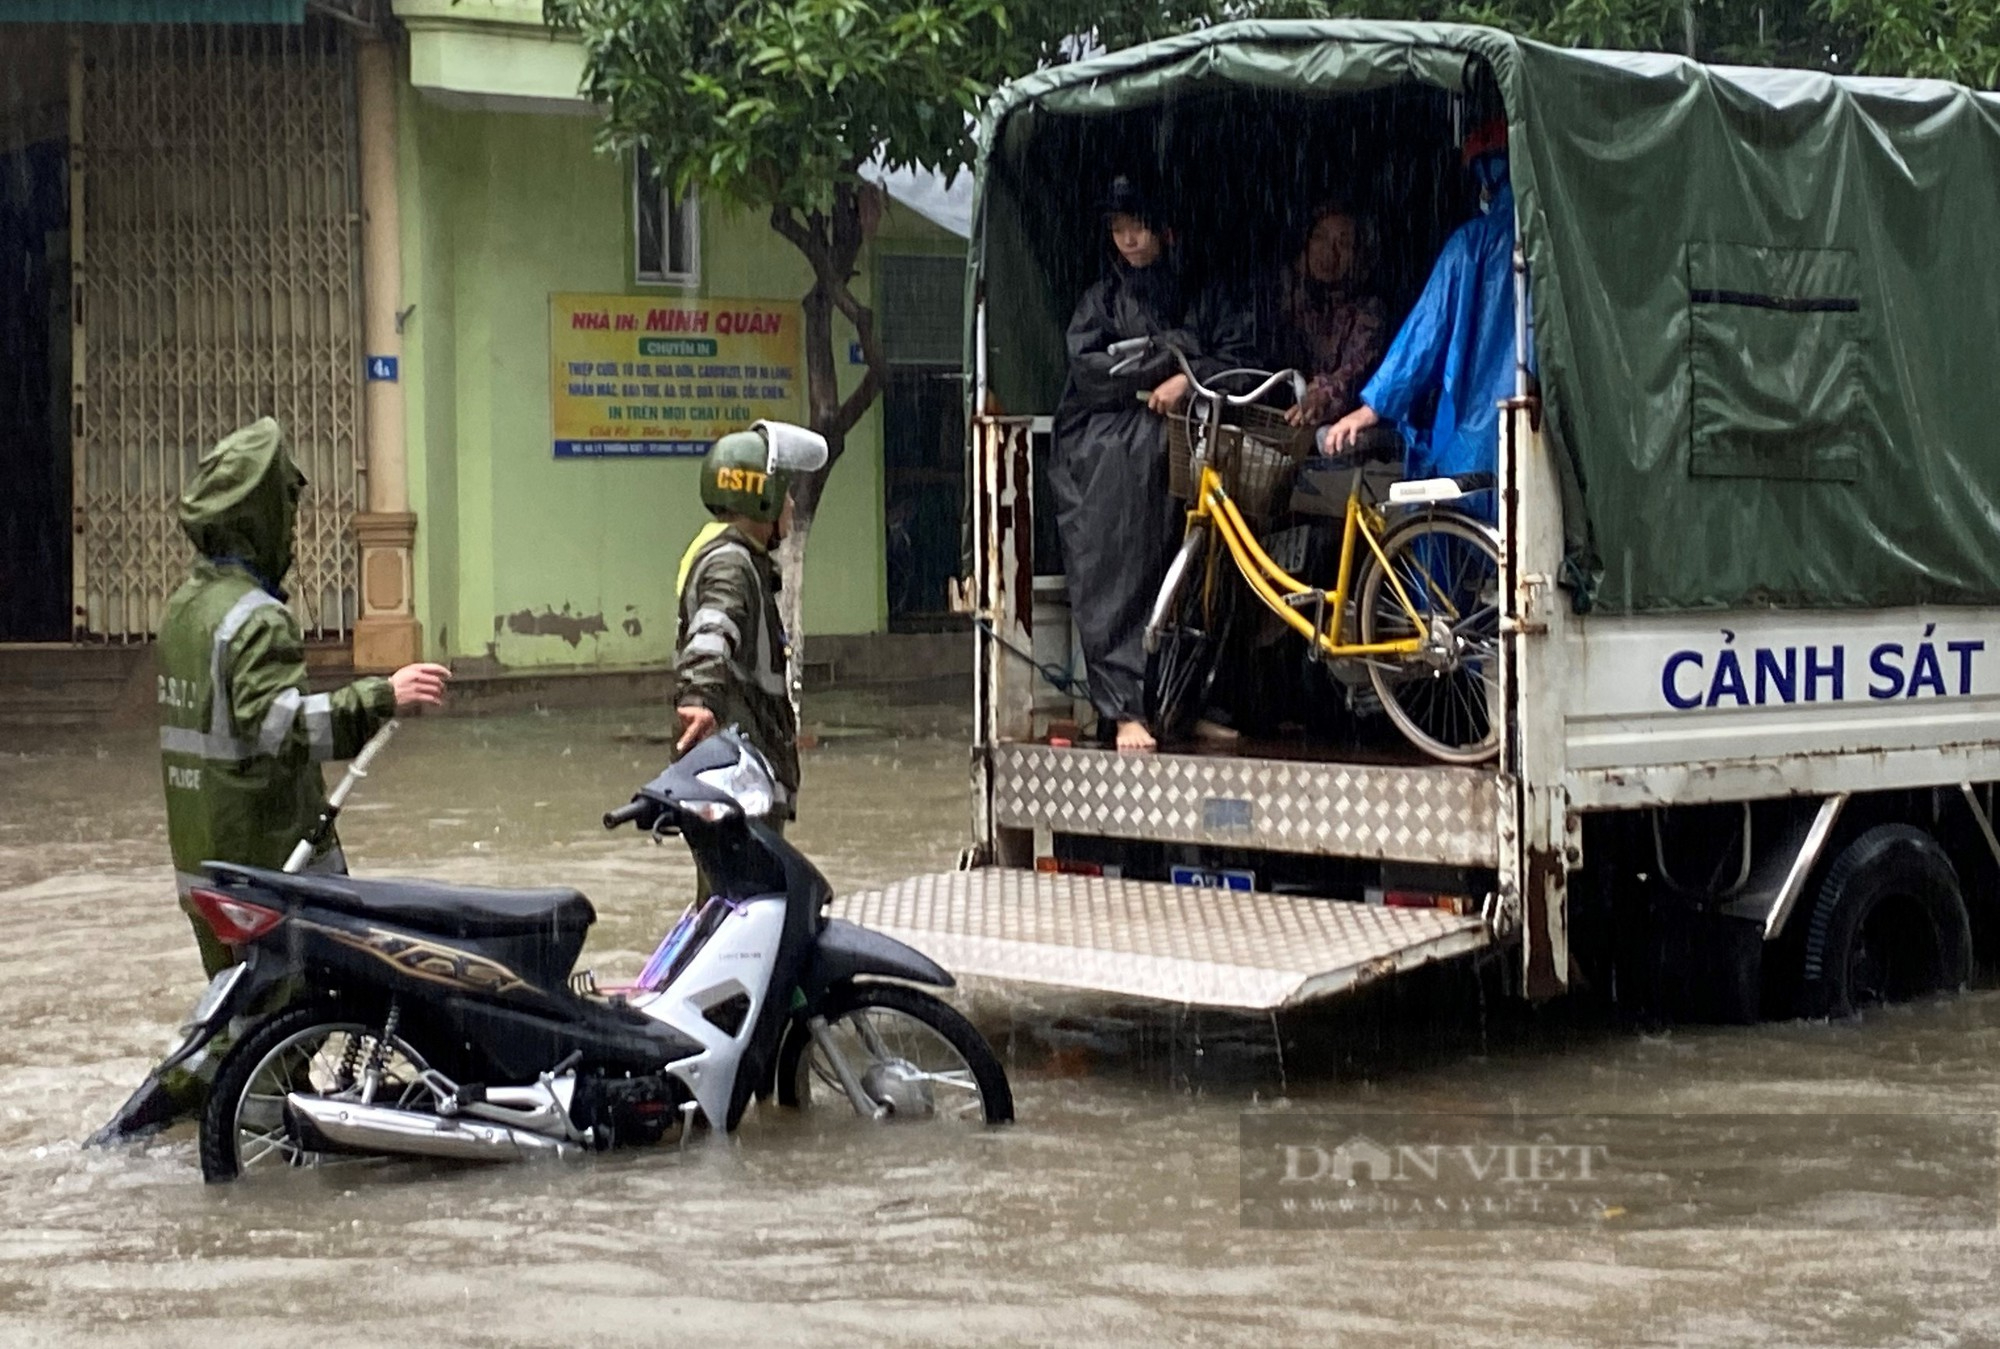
[350,34,422,673]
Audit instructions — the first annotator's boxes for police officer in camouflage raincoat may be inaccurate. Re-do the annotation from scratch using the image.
[673,422,828,825]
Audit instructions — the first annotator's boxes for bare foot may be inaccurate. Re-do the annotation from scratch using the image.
[1193,718,1240,743]
[1115,719,1157,753]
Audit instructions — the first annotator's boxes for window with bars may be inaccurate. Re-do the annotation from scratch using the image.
[878,253,965,366]
[634,147,699,288]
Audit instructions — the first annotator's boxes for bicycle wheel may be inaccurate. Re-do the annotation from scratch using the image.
[1144,526,1234,741]
[1356,512,1502,764]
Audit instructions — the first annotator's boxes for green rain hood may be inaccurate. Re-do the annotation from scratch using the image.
[970,21,2000,614]
[178,416,304,586]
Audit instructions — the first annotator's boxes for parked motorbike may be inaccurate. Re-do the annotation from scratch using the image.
[156,727,1010,1182]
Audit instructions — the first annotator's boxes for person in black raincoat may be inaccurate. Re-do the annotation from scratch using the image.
[1050,176,1256,752]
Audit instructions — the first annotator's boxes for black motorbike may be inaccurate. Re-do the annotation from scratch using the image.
[124,729,1010,1182]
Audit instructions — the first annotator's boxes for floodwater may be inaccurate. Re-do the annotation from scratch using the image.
[2,686,1998,1349]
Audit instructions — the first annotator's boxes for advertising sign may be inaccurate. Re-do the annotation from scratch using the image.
[549,294,803,458]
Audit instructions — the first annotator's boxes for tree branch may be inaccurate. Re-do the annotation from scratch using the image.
[826,271,885,440]
[771,190,889,443]
[768,204,833,276]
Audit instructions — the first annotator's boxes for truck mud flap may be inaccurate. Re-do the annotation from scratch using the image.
[833,869,1495,1011]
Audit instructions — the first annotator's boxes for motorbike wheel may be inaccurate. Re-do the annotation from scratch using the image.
[199,1003,433,1184]
[775,982,1013,1126]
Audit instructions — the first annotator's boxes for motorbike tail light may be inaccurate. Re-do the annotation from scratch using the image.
[188,888,285,945]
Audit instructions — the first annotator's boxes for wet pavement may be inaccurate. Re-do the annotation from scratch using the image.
[2,686,1998,1348]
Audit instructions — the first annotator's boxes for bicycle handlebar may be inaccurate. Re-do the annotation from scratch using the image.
[1106,336,1305,410]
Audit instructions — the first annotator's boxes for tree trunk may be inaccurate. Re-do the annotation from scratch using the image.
[768,184,886,717]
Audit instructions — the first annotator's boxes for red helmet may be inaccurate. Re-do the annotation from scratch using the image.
[1462,116,1508,167]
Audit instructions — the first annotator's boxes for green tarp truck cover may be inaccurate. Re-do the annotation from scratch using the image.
[971,20,2000,615]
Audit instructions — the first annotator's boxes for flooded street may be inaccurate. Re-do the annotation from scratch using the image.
[3,688,1998,1348]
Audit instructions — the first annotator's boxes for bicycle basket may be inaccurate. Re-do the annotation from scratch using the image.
[1167,402,1312,519]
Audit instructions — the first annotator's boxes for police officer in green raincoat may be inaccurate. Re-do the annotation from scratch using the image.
[92,417,449,1143]
[674,422,828,827]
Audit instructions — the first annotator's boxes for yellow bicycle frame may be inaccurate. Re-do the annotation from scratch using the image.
[1187,463,1439,660]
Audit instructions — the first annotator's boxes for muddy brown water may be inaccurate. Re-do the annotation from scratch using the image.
[2,688,1998,1348]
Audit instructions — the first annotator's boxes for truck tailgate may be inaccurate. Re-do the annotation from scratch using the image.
[831,869,1493,1011]
[989,744,1502,866]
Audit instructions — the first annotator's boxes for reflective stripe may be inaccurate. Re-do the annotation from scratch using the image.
[685,542,754,603]
[303,693,334,761]
[675,520,730,598]
[684,540,788,697]
[686,632,732,657]
[164,588,287,762]
[161,727,215,757]
[257,687,302,756]
[690,606,741,645]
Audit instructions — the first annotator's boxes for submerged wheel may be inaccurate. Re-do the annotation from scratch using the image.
[1144,526,1234,742]
[198,1004,433,1184]
[1356,512,1501,764]
[1799,825,1972,1019]
[776,983,1013,1126]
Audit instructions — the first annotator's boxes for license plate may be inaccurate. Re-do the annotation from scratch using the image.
[1170,865,1255,891]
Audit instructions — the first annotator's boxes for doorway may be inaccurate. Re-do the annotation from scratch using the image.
[878,253,967,632]
[0,38,72,642]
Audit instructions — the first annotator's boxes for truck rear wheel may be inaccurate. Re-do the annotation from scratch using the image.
[1798,825,1972,1019]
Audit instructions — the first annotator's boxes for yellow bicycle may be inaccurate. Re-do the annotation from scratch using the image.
[1111,338,1502,765]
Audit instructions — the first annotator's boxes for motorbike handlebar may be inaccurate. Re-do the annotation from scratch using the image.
[603,799,652,830]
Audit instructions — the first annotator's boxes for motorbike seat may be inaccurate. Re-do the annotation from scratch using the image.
[207,863,596,940]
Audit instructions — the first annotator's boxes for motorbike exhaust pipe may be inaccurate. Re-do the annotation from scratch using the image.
[285,1093,578,1163]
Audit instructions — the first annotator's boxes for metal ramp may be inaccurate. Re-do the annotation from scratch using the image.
[831,869,1494,1012]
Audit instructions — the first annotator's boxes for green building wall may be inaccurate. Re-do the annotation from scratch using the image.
[397,92,914,673]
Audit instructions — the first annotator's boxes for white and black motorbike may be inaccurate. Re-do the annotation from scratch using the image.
[153,728,1011,1182]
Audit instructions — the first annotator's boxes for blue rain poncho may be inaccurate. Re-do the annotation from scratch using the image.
[1360,180,1525,487]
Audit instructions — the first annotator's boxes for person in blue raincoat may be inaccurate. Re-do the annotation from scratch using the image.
[1321,116,1524,510]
